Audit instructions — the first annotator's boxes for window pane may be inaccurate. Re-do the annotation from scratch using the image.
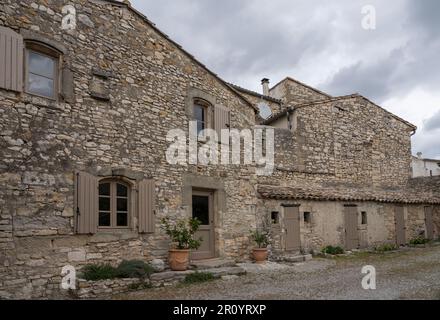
[28,51,55,78]
[99,183,110,196]
[117,212,128,227]
[99,212,110,227]
[117,198,127,211]
[194,105,205,122]
[192,195,209,225]
[99,197,110,211]
[197,121,205,135]
[117,184,128,197]
[28,73,54,98]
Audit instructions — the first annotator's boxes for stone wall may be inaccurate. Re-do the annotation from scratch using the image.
[0,0,259,299]
[260,199,432,253]
[269,78,330,106]
[259,95,415,190]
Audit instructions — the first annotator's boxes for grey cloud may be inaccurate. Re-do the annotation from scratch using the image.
[423,111,440,132]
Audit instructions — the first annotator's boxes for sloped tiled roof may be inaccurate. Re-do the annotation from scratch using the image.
[257,184,440,204]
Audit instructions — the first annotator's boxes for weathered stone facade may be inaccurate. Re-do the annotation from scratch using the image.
[0,0,438,299]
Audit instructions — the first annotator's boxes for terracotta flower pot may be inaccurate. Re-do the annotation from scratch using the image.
[252,248,268,264]
[168,249,190,271]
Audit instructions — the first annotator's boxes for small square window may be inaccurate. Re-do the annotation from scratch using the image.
[271,211,279,224]
[304,212,311,224]
[361,212,367,225]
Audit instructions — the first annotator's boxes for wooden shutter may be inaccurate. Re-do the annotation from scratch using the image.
[0,26,23,92]
[214,105,230,137]
[74,172,98,234]
[138,179,155,233]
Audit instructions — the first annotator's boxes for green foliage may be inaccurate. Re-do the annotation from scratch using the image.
[161,217,203,250]
[116,260,154,279]
[250,230,269,248]
[81,260,154,281]
[321,245,345,255]
[409,237,430,245]
[183,272,215,284]
[374,243,397,252]
[81,263,118,281]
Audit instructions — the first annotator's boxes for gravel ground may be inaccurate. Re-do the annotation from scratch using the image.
[115,245,440,300]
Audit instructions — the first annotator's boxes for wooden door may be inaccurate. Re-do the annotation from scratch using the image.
[344,206,359,250]
[425,206,434,240]
[284,206,301,251]
[395,206,406,246]
[191,190,215,260]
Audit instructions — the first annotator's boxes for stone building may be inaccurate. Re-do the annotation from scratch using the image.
[0,0,438,298]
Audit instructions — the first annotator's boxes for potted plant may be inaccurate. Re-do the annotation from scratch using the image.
[250,230,269,264]
[161,217,202,271]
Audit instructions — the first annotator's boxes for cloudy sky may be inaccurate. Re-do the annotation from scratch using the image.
[131,0,440,159]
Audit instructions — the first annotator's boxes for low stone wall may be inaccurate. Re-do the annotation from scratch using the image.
[76,278,143,299]
[73,266,246,299]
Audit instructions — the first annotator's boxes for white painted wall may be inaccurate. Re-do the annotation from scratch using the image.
[412,156,440,177]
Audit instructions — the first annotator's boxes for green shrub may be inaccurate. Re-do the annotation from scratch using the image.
[116,260,154,279]
[183,272,215,284]
[81,263,118,281]
[161,217,203,250]
[409,237,430,245]
[250,230,269,248]
[374,243,397,252]
[81,260,154,281]
[321,245,344,255]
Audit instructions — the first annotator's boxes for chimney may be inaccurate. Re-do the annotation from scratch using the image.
[261,78,270,96]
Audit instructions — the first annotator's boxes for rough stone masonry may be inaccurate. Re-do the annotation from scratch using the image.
[0,0,438,299]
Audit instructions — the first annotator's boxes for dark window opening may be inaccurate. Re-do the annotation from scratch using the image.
[304,212,311,224]
[361,212,367,225]
[271,211,279,224]
[192,195,210,225]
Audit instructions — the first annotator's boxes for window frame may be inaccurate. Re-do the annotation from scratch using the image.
[98,179,131,230]
[193,98,212,136]
[24,41,61,100]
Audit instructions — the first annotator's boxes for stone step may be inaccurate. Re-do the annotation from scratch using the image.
[190,258,237,270]
[271,254,313,263]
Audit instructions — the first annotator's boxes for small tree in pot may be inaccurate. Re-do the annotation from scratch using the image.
[161,217,202,271]
[250,230,269,264]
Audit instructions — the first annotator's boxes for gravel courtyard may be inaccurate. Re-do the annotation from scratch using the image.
[116,245,440,300]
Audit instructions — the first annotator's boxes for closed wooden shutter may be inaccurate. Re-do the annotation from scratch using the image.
[74,172,98,234]
[214,105,230,137]
[0,26,23,92]
[138,179,155,233]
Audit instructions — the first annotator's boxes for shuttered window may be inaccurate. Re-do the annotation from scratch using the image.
[0,26,23,92]
[138,179,155,233]
[75,172,98,234]
[214,105,230,137]
[75,173,155,234]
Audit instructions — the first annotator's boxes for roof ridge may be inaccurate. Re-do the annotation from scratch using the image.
[270,76,332,98]
[227,83,283,104]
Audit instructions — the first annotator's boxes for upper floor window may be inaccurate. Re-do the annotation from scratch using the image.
[25,42,60,99]
[98,180,130,228]
[194,99,209,135]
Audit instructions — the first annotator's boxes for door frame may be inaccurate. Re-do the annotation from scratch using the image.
[191,189,215,260]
